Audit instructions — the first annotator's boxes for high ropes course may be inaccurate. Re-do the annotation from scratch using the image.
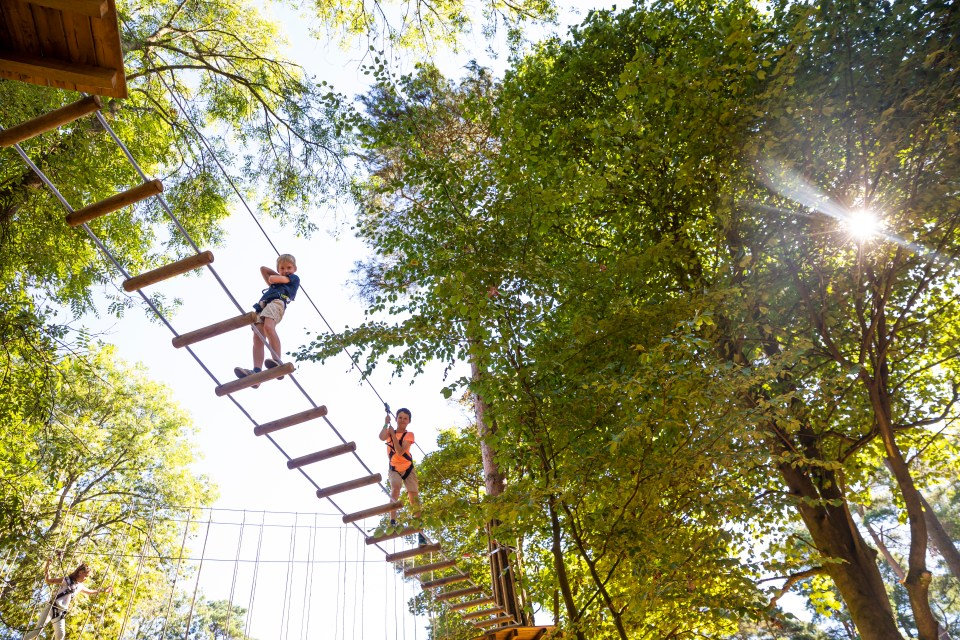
[0,1,553,639]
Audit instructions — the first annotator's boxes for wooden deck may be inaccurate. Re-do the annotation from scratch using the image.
[0,0,126,98]
[474,625,556,640]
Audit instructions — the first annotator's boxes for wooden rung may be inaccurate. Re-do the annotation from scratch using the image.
[214,362,295,397]
[287,443,356,470]
[472,616,512,629]
[404,559,457,577]
[67,179,163,227]
[122,250,213,292]
[385,544,440,562]
[365,527,421,545]
[421,573,471,590]
[449,597,496,612]
[0,96,102,147]
[255,406,328,437]
[316,474,381,499]
[342,501,403,524]
[462,607,505,621]
[435,586,483,602]
[172,311,258,348]
[26,0,108,17]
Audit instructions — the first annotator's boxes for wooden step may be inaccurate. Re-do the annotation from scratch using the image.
[420,573,470,590]
[316,474,381,499]
[342,501,402,524]
[365,527,421,545]
[287,443,355,470]
[172,311,258,348]
[122,250,213,292]
[472,616,512,629]
[0,95,101,147]
[255,406,328,436]
[404,559,457,577]
[385,544,440,562]
[449,596,496,612]
[435,586,483,602]
[67,179,163,227]
[462,607,505,621]
[214,362,295,396]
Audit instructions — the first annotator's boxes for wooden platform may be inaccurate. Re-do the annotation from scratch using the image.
[0,0,127,98]
[473,625,556,640]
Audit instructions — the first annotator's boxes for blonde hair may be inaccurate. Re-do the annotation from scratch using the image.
[277,254,297,268]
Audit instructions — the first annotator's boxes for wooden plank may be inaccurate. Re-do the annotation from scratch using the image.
[316,473,381,499]
[88,0,125,98]
[463,607,505,621]
[435,586,483,602]
[342,501,402,524]
[214,362,295,396]
[365,527,421,545]
[122,250,213,292]
[384,544,440,562]
[254,406,328,436]
[67,179,162,227]
[472,616,512,629]
[420,573,471,590]
[0,50,116,89]
[449,596,496,612]
[59,0,100,95]
[172,311,259,349]
[2,3,40,56]
[25,0,108,18]
[30,5,69,91]
[0,95,101,147]
[286,443,356,470]
[403,559,457,577]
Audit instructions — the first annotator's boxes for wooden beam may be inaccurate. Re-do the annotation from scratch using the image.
[342,501,403,524]
[436,585,483,602]
[26,0,108,18]
[449,596,496,612]
[0,95,101,147]
[286,443,355,470]
[254,406,328,437]
[122,250,213,292]
[66,179,163,227]
[420,573,470,590]
[385,544,440,562]
[214,362,295,396]
[316,473,381,499]
[172,311,258,348]
[365,527,421,545]
[472,616,512,629]
[462,607,505,621]
[404,559,457,577]
[0,50,116,90]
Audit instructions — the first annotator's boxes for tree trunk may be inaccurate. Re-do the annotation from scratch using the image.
[919,491,960,580]
[548,497,586,640]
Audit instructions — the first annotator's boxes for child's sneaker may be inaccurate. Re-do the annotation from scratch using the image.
[233,367,260,389]
[264,358,285,380]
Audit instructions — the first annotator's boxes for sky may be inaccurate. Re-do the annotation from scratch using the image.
[64,1,613,637]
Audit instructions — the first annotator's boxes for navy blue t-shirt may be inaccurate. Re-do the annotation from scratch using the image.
[255,273,300,311]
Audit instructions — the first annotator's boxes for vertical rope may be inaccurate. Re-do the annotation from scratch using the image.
[280,511,297,640]
[360,530,366,640]
[159,508,192,640]
[118,502,158,638]
[244,511,266,638]
[184,509,214,638]
[227,510,246,637]
[91,503,135,636]
[301,513,316,640]
[341,523,349,640]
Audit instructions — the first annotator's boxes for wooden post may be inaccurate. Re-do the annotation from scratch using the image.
[364,526,421,545]
[0,95,101,147]
[122,250,213,292]
[403,559,457,578]
[421,574,471,590]
[435,586,483,602]
[384,544,440,562]
[449,597,496,612]
[342,501,403,524]
[286,443,355,470]
[172,311,259,348]
[254,406,328,436]
[66,179,163,227]
[214,362,295,396]
[462,607,505,621]
[316,474,381,499]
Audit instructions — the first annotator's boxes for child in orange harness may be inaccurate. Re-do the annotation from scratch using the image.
[380,408,427,546]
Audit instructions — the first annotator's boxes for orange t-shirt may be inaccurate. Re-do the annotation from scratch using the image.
[387,430,415,473]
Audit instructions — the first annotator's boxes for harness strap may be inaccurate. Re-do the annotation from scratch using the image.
[387,432,414,480]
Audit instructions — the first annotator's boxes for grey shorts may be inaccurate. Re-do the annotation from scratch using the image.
[388,466,419,495]
[256,299,285,324]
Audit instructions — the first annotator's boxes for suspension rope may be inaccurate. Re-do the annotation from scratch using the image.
[244,511,265,638]
[117,502,158,639]
[227,509,246,637]
[159,507,193,640]
[183,509,214,637]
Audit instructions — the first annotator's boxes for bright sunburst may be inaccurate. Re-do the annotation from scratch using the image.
[845,208,882,241]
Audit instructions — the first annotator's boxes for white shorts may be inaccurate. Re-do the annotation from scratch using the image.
[257,299,285,324]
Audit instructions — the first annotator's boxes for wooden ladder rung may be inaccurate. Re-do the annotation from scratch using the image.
[255,406,328,436]
[472,616,513,629]
[404,559,457,577]
[449,596,496,611]
[287,443,355,470]
[123,250,213,292]
[316,473,381,499]
[67,179,163,227]
[420,573,470,590]
[385,544,440,562]
[214,362,295,396]
[365,527,421,545]
[0,95,101,147]
[435,586,483,602]
[342,500,402,524]
[462,607,505,621]
[172,311,258,348]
